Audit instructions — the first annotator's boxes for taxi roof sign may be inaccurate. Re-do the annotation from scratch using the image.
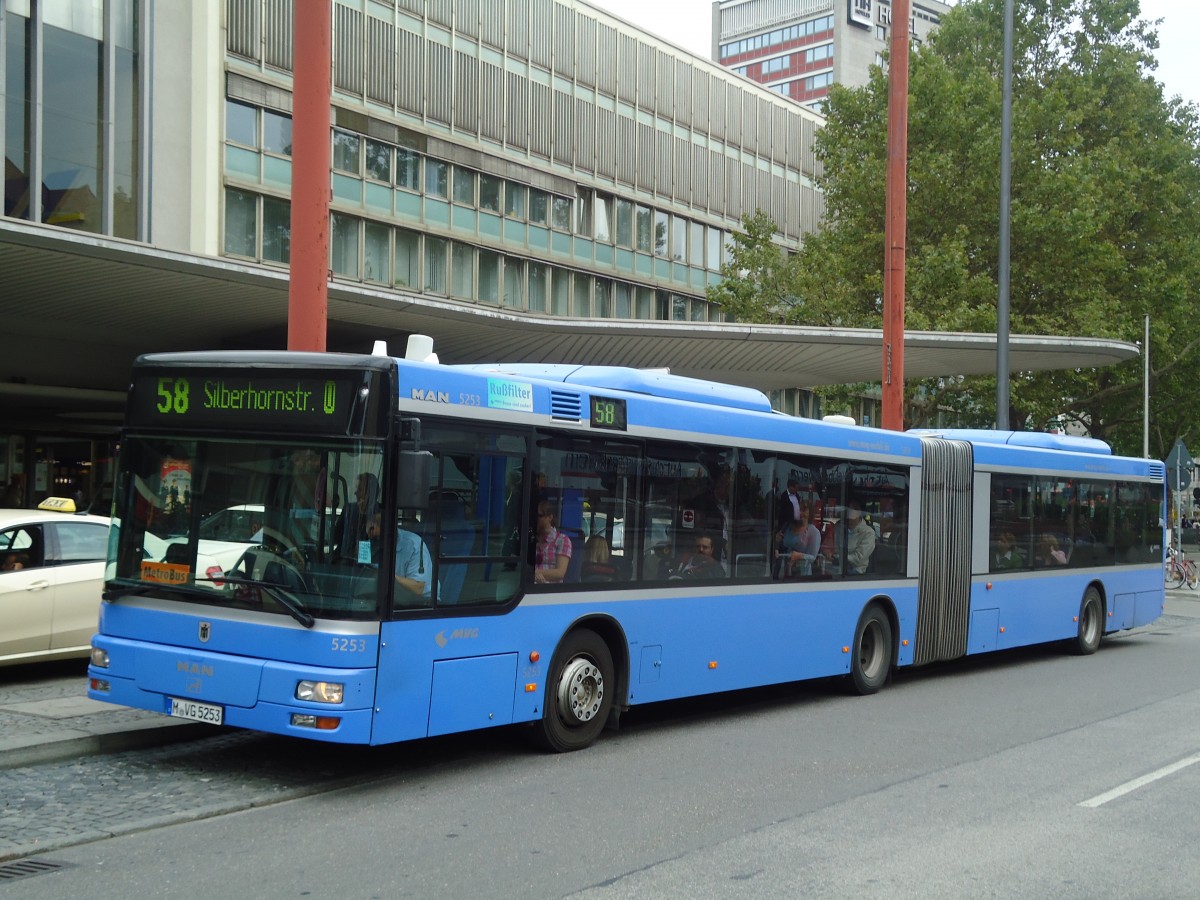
[37,497,77,513]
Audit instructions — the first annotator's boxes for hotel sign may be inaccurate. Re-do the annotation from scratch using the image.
[849,0,872,28]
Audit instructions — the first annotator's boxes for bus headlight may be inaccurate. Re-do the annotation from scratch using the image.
[296,680,344,704]
[90,647,110,668]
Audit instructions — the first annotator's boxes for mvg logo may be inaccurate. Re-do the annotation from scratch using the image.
[435,628,479,648]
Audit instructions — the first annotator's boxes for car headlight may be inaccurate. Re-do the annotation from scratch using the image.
[90,647,110,668]
[295,680,344,703]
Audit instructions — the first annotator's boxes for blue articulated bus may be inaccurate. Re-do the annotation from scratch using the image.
[88,346,1165,751]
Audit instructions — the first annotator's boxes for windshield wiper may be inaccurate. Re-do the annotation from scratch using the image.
[197,575,316,628]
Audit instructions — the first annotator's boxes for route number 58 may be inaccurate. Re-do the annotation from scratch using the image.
[156,377,190,414]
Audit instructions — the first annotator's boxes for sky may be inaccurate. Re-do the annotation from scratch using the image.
[587,0,1200,110]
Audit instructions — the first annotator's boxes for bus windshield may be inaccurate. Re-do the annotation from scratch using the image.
[108,434,386,621]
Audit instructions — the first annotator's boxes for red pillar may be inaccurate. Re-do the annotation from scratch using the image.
[287,0,331,352]
[881,0,910,431]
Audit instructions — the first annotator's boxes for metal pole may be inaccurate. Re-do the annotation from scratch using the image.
[995,0,1014,429]
[288,0,332,352]
[1143,314,1150,458]
[882,0,910,431]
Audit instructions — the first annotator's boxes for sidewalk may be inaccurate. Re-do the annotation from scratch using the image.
[0,670,217,770]
[3,593,1200,771]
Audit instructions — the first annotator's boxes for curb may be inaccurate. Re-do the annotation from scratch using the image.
[0,721,222,771]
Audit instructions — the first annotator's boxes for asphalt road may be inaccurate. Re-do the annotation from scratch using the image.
[4,597,1200,899]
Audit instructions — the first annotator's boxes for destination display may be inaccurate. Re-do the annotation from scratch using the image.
[127,368,369,434]
[589,396,627,431]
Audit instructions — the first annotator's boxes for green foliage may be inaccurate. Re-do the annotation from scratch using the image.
[711,0,1200,457]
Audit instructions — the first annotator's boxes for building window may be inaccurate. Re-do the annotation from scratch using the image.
[42,17,103,231]
[478,250,500,304]
[503,256,525,308]
[635,205,652,252]
[365,139,391,182]
[424,235,448,293]
[551,195,572,231]
[551,268,571,315]
[223,188,257,257]
[262,196,291,264]
[575,188,593,237]
[573,272,592,316]
[332,130,360,174]
[452,167,475,205]
[263,110,292,156]
[451,243,474,299]
[593,192,612,243]
[529,188,549,225]
[396,148,421,190]
[635,286,654,319]
[689,221,704,268]
[364,221,390,283]
[330,213,359,277]
[671,216,687,262]
[615,199,633,248]
[615,282,632,318]
[706,227,722,272]
[505,182,526,219]
[528,263,548,311]
[425,158,449,198]
[479,174,501,212]
[5,5,32,219]
[395,228,420,288]
[654,210,669,256]
[226,100,258,147]
[594,278,612,318]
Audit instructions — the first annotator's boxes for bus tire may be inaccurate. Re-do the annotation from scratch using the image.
[535,629,614,752]
[1073,587,1104,656]
[848,604,892,695]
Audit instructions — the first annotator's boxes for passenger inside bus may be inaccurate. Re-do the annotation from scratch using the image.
[393,515,433,605]
[581,535,619,583]
[844,502,876,576]
[777,505,822,578]
[334,473,381,564]
[533,501,572,584]
[671,532,726,579]
[1035,534,1068,566]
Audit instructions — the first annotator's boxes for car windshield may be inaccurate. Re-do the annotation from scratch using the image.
[108,435,386,620]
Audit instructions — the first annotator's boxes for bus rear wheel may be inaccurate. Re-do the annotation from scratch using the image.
[1072,587,1104,655]
[536,629,614,752]
[849,605,893,695]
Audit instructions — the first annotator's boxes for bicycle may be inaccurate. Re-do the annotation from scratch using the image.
[1165,546,1199,590]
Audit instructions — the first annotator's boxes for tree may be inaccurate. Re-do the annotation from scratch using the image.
[710,0,1200,456]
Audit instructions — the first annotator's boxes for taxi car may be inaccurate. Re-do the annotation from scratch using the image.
[0,499,112,667]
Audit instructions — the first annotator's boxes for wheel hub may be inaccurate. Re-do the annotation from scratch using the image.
[557,658,605,724]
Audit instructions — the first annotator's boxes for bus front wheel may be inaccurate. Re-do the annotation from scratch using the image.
[1073,587,1104,655]
[536,629,614,752]
[849,605,893,695]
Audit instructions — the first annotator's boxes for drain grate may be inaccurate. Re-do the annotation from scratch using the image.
[0,859,67,882]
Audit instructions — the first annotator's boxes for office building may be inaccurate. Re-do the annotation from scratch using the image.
[713,0,952,111]
[0,0,828,505]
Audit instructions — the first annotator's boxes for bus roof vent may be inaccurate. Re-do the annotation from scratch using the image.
[822,414,856,426]
[1148,462,1166,480]
[404,334,439,364]
[550,390,583,421]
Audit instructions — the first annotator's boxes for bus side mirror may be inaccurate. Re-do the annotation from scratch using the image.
[397,451,433,510]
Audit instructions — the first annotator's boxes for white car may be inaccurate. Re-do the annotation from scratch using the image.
[0,504,112,667]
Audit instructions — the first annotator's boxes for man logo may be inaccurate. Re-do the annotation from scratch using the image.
[198,621,212,643]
